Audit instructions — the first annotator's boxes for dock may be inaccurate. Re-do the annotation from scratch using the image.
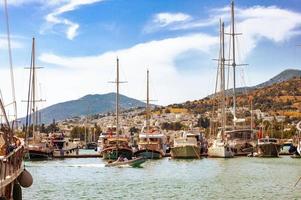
[53,154,102,158]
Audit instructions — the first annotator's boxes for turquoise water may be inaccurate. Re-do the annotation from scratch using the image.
[23,152,301,199]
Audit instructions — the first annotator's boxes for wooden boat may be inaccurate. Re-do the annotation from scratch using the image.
[134,70,166,159]
[25,38,53,160]
[100,58,133,160]
[0,2,33,197]
[171,132,201,159]
[101,137,133,160]
[134,125,166,159]
[105,157,146,167]
[27,143,53,160]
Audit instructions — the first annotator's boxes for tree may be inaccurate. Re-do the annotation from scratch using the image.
[70,126,85,140]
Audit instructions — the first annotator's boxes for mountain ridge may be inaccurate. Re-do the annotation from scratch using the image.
[20,93,146,124]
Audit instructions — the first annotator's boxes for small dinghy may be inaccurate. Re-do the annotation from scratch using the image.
[105,157,146,168]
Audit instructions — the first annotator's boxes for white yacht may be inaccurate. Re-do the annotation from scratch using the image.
[50,133,79,157]
[208,131,234,158]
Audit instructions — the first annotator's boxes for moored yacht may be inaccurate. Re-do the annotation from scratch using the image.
[208,130,234,158]
[100,58,133,160]
[50,133,79,157]
[227,129,256,156]
[171,131,201,159]
[256,137,281,157]
[25,38,53,160]
[134,70,166,159]
[27,137,53,159]
[134,125,166,159]
[208,19,233,158]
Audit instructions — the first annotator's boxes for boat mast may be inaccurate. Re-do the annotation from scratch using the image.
[146,69,150,143]
[231,0,237,127]
[220,21,226,136]
[4,0,17,130]
[116,58,120,138]
[32,37,37,141]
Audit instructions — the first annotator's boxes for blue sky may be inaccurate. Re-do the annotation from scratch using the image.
[0,0,301,118]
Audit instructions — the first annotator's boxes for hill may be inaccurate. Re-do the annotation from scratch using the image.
[208,69,301,98]
[21,93,146,124]
[168,72,301,115]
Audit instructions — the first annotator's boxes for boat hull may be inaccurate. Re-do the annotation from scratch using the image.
[53,147,79,158]
[105,157,146,167]
[257,143,281,157]
[27,149,53,160]
[208,145,234,158]
[134,149,162,159]
[171,145,200,159]
[102,147,133,160]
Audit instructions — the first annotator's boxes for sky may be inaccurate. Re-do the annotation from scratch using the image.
[0,0,301,119]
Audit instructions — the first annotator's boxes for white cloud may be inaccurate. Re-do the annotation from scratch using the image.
[154,13,192,27]
[150,5,301,62]
[28,33,217,118]
[144,12,192,33]
[225,6,301,61]
[44,0,104,40]
[0,37,23,49]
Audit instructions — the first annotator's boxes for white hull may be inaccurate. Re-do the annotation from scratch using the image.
[208,140,234,158]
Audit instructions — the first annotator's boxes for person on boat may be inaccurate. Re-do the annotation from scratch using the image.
[117,155,124,162]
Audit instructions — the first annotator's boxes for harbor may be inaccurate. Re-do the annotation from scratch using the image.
[0,0,301,199]
[23,152,301,199]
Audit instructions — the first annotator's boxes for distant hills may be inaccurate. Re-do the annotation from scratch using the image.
[21,93,146,124]
[209,69,301,97]
[254,69,301,89]
[169,69,301,114]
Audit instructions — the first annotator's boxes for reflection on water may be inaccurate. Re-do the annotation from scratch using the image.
[24,152,301,200]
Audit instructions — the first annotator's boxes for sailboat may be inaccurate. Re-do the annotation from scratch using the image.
[221,1,256,156]
[134,70,166,159]
[0,0,33,198]
[208,20,234,158]
[100,58,133,160]
[25,38,53,160]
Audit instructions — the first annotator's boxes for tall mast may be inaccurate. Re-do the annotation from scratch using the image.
[32,37,36,141]
[231,0,237,126]
[4,0,17,129]
[146,69,150,130]
[116,58,120,137]
[220,21,226,134]
[146,69,150,144]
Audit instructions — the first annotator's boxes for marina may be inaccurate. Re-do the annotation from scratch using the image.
[0,0,301,199]
[23,151,301,200]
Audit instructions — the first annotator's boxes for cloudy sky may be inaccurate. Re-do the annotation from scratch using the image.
[0,0,301,118]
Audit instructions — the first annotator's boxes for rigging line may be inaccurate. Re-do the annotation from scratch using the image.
[4,0,17,127]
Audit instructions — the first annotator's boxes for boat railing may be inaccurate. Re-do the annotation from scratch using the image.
[0,141,24,187]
